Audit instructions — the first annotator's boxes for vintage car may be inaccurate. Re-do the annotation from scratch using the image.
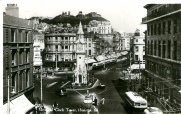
[97,83,106,89]
[55,88,67,96]
[144,107,163,114]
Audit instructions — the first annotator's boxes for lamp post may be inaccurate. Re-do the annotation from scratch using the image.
[7,75,16,114]
[40,64,43,104]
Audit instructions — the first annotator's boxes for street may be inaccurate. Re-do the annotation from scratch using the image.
[33,63,129,114]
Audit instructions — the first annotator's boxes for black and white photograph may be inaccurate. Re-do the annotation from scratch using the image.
[1,0,181,113]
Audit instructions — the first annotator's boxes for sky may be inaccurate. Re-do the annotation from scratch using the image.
[1,0,181,33]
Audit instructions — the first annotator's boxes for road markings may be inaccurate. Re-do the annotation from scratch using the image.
[61,81,70,88]
[74,90,84,97]
[98,88,108,95]
[46,82,58,88]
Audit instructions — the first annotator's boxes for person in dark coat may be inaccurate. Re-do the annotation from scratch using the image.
[94,97,97,106]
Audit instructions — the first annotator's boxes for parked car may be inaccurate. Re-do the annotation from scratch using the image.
[55,88,67,96]
[144,107,163,114]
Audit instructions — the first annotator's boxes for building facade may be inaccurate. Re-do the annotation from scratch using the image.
[130,29,145,70]
[33,32,45,76]
[3,14,34,113]
[142,4,181,111]
[44,31,77,71]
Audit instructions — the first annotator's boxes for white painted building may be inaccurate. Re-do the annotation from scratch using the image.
[33,32,44,67]
[130,29,145,70]
[87,20,112,34]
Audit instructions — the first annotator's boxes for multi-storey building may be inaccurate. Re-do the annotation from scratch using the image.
[3,13,34,113]
[142,4,181,110]
[33,31,45,76]
[84,32,96,56]
[130,29,145,70]
[44,26,77,72]
[87,20,112,34]
[120,35,131,51]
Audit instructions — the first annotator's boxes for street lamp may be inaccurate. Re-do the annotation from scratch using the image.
[7,75,16,114]
[40,64,43,104]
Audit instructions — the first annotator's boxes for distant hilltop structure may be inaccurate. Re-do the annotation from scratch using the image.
[5,4,19,18]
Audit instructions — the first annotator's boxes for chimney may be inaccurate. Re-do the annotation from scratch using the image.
[5,4,19,18]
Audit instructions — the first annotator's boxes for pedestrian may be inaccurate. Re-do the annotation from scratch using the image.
[34,102,39,113]
[100,97,105,105]
[94,97,97,106]
[93,106,99,114]
[52,102,58,112]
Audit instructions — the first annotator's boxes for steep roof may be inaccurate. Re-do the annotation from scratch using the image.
[77,21,84,34]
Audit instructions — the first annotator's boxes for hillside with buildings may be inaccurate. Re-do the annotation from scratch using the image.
[30,11,107,27]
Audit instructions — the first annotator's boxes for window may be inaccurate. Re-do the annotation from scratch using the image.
[135,39,138,42]
[143,46,145,52]
[148,26,150,36]
[56,45,58,51]
[158,23,161,35]
[26,51,29,62]
[162,22,166,34]
[154,41,157,56]
[135,55,138,61]
[154,24,157,35]
[151,40,153,55]
[173,41,177,60]
[65,46,68,49]
[168,20,171,34]
[173,19,177,33]
[25,32,28,42]
[89,43,91,47]
[12,51,17,66]
[162,41,165,58]
[151,25,153,36]
[158,41,161,57]
[167,40,171,59]
[89,50,91,55]
[135,46,138,52]
[26,70,29,87]
[11,29,15,42]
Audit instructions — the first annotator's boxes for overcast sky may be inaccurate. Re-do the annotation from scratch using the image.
[1,0,181,33]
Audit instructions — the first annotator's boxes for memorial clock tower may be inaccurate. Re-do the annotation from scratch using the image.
[74,22,87,84]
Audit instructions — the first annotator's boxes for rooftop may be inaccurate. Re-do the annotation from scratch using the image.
[3,14,34,29]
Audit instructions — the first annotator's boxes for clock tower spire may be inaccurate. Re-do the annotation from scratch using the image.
[74,21,87,85]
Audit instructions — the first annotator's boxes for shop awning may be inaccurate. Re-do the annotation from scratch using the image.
[85,58,97,64]
[120,51,128,55]
[95,55,107,62]
[3,94,34,114]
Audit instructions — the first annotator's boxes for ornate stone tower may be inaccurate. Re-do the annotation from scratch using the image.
[74,22,87,84]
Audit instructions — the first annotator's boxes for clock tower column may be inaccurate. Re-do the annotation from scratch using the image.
[74,22,87,85]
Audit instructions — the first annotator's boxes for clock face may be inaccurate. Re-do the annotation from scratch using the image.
[77,44,83,51]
